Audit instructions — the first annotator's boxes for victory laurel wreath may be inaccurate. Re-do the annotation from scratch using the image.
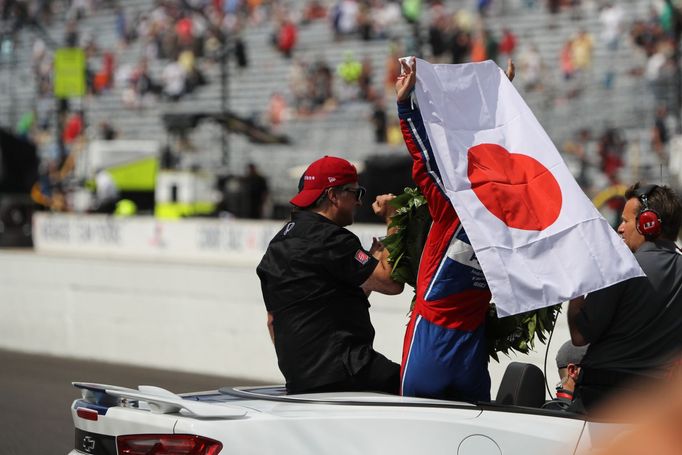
[381,187,562,362]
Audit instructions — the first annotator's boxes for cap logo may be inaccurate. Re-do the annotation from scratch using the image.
[304,175,315,181]
[328,177,336,183]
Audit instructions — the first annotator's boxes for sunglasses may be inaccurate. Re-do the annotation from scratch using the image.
[340,186,366,201]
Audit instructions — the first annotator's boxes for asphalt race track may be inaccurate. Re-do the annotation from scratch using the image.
[0,349,266,455]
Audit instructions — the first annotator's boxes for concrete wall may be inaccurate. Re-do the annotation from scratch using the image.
[0,248,571,394]
[0,249,409,383]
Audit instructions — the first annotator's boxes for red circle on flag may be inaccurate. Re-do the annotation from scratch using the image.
[467,143,562,231]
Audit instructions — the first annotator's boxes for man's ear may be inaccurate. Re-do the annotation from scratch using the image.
[567,363,580,380]
[327,188,340,205]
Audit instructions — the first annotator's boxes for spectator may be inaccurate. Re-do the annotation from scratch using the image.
[115,6,128,48]
[289,58,312,115]
[403,21,423,57]
[600,2,625,51]
[334,0,360,38]
[450,29,471,64]
[310,59,335,111]
[190,11,208,55]
[645,41,675,105]
[337,51,363,101]
[470,28,497,63]
[64,19,79,47]
[571,29,593,73]
[598,128,626,183]
[547,0,560,15]
[568,0,582,20]
[99,121,118,141]
[600,2,624,89]
[243,163,269,219]
[563,128,593,190]
[402,0,421,24]
[93,52,115,94]
[660,0,682,39]
[266,92,288,127]
[519,43,544,91]
[275,15,297,58]
[478,0,492,16]
[372,0,401,39]
[35,96,52,131]
[63,112,84,145]
[92,168,120,214]
[302,0,327,23]
[132,58,161,99]
[31,38,46,77]
[176,13,194,49]
[233,35,248,69]
[358,56,374,100]
[384,40,403,98]
[82,28,99,58]
[560,38,575,80]
[498,28,517,60]
[162,60,186,101]
[178,50,207,93]
[16,111,34,138]
[246,0,266,25]
[371,98,387,143]
[357,2,373,41]
[428,8,450,63]
[651,105,670,162]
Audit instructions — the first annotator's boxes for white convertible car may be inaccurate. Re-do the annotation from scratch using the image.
[67,362,621,455]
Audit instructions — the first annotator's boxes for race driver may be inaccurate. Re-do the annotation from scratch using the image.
[392,58,515,401]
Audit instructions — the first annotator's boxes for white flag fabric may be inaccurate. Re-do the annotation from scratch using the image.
[412,59,644,316]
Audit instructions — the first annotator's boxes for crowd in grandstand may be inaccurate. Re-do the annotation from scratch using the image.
[0,0,679,215]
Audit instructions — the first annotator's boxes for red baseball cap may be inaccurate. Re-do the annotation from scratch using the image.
[290,156,358,208]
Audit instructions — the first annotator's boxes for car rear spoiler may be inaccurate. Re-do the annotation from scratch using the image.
[73,382,247,419]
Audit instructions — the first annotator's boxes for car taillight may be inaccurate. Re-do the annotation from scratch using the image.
[76,407,99,421]
[117,434,222,455]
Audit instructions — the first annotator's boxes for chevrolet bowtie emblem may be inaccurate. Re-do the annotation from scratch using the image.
[82,435,96,452]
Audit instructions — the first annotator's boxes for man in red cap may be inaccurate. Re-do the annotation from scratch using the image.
[257,155,404,394]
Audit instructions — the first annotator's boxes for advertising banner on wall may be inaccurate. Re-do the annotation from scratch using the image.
[32,214,384,264]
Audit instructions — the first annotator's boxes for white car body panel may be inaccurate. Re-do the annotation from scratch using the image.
[172,405,585,455]
[67,383,598,455]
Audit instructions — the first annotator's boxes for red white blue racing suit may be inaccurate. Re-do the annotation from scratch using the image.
[398,97,492,402]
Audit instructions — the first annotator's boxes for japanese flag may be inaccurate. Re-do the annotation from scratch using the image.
[413,59,644,316]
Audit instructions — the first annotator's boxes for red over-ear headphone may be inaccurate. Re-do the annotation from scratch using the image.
[635,184,662,239]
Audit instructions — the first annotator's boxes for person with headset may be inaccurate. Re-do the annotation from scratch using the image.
[567,182,682,413]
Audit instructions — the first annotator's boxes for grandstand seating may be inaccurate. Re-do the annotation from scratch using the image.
[0,0,674,210]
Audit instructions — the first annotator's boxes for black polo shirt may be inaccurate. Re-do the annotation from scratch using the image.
[257,210,380,393]
[574,240,682,375]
